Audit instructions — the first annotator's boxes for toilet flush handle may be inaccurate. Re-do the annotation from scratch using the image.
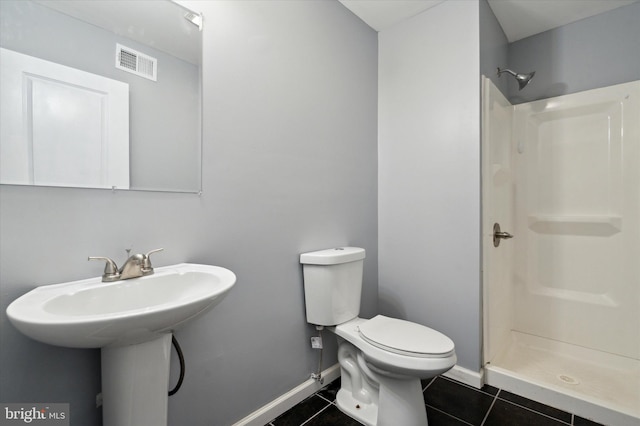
[493,223,513,247]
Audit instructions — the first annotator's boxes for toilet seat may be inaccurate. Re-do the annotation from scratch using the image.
[358,315,455,358]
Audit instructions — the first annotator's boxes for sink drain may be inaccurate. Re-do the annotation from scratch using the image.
[557,374,579,385]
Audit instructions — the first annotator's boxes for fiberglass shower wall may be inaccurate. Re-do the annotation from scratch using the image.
[511,81,639,357]
[482,77,640,421]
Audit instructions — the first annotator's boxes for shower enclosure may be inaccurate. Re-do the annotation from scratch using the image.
[482,76,639,426]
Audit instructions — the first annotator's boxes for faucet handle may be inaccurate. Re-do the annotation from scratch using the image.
[145,248,164,258]
[88,256,121,282]
[141,248,164,275]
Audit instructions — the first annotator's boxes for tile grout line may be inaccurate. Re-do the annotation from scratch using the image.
[425,404,476,426]
[440,375,574,425]
[317,391,368,425]
[315,392,335,405]
[439,375,497,397]
[299,402,333,426]
[422,376,437,392]
[493,394,573,425]
[480,389,500,426]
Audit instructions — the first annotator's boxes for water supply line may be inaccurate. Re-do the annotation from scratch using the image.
[169,335,185,396]
[311,326,324,384]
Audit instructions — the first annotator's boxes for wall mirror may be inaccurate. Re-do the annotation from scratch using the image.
[0,0,202,193]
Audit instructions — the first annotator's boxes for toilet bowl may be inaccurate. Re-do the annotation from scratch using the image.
[300,247,457,426]
[330,316,456,426]
[334,316,456,378]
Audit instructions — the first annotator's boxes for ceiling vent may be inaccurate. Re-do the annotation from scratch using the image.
[115,44,157,82]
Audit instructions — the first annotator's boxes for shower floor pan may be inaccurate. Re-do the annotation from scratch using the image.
[485,331,639,426]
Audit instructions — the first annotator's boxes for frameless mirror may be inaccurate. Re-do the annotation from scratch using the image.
[0,0,202,192]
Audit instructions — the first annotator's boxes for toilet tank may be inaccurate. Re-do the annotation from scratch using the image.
[300,247,366,326]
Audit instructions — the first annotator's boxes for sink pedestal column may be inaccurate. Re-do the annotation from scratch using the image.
[101,334,172,426]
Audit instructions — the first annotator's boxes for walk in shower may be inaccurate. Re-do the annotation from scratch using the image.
[482,76,639,426]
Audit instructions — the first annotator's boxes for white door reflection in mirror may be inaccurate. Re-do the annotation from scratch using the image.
[0,48,129,189]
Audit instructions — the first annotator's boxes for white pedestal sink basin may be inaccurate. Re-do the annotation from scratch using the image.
[6,263,236,426]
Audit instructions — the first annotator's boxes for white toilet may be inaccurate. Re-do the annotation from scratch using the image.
[300,247,456,426]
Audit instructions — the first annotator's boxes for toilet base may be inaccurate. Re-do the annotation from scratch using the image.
[336,341,429,426]
[336,388,378,426]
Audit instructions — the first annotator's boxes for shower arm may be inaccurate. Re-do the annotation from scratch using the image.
[497,67,517,78]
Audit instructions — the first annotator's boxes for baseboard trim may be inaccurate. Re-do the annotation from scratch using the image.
[231,364,341,426]
[442,365,484,389]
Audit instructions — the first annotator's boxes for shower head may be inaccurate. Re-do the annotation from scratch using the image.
[497,67,535,90]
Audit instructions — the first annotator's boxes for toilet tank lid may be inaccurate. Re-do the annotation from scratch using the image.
[300,247,365,265]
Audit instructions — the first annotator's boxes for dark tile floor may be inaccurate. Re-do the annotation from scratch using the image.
[265,376,605,426]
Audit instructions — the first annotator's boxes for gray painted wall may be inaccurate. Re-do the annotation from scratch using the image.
[507,1,640,104]
[0,0,200,192]
[479,0,509,96]
[378,0,481,372]
[0,1,378,425]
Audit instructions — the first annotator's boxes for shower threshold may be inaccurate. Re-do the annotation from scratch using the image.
[484,331,639,426]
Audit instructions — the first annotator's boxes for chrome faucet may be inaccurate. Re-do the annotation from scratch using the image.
[89,248,163,282]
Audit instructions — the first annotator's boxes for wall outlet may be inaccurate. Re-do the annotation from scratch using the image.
[311,336,323,349]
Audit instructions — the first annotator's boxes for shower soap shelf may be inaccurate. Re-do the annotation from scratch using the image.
[527,214,621,236]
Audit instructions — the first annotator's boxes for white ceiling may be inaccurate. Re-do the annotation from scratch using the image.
[339,0,639,42]
[338,0,444,32]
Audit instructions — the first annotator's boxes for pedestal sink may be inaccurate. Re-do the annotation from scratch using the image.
[6,263,236,426]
